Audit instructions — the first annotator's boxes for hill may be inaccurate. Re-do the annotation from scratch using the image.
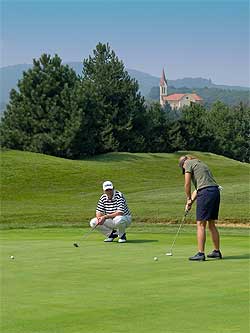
[1,63,249,114]
[128,69,249,96]
[148,85,250,107]
[1,150,249,229]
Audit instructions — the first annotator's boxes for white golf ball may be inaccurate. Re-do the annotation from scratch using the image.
[154,256,158,261]
[10,255,14,259]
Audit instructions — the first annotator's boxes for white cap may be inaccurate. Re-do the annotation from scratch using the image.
[102,181,114,191]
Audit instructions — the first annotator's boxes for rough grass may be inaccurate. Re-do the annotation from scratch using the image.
[1,150,249,229]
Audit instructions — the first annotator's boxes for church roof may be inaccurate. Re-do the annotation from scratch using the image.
[163,93,203,101]
[190,93,203,101]
[163,93,185,101]
[160,69,167,86]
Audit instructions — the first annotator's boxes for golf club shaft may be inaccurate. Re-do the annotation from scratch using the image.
[169,211,188,253]
[82,223,98,240]
[74,224,99,246]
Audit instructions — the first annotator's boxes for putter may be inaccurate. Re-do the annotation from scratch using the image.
[166,210,189,256]
[73,224,98,247]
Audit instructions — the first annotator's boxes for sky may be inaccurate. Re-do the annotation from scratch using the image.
[1,0,249,86]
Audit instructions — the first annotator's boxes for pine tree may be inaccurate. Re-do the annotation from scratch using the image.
[0,54,81,157]
[143,102,172,152]
[208,101,250,161]
[230,103,250,162]
[80,42,147,153]
[180,103,214,151]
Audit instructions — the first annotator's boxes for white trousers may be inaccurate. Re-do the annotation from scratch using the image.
[90,215,132,237]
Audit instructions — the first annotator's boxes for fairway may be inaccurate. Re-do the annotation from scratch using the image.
[1,226,249,333]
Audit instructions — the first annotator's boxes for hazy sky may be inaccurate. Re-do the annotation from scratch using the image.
[1,0,249,86]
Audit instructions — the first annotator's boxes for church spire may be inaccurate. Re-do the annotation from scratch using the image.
[160,68,167,86]
[160,68,168,106]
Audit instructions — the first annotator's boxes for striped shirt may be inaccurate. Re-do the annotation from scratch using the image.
[96,190,131,216]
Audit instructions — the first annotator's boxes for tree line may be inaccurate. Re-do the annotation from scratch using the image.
[0,43,249,162]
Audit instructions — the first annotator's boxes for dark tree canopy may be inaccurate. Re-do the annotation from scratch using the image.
[0,54,81,157]
[80,42,147,154]
[1,45,249,162]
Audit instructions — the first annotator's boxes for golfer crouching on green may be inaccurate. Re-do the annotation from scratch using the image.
[90,181,132,243]
[178,155,223,261]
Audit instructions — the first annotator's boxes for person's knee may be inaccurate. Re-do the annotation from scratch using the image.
[113,215,127,227]
[208,221,216,231]
[197,221,206,229]
[113,216,123,223]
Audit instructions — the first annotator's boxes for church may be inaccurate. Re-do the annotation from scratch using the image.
[160,69,203,109]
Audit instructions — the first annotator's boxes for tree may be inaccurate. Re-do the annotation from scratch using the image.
[80,42,147,153]
[208,101,234,157]
[168,119,188,151]
[230,103,250,162]
[208,101,250,161]
[143,102,172,152]
[180,103,214,151]
[0,54,81,157]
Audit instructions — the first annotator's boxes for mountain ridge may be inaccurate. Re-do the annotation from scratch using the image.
[0,63,249,112]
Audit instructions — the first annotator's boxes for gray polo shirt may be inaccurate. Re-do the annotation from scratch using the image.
[185,159,218,191]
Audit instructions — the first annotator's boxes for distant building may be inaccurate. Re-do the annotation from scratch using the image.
[160,69,203,109]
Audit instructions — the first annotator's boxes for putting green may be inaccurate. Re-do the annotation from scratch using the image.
[1,227,249,333]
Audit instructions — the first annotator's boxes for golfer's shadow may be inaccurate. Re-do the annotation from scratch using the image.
[222,254,250,260]
[127,239,159,244]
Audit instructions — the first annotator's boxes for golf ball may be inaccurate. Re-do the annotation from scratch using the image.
[154,256,158,261]
[10,255,14,259]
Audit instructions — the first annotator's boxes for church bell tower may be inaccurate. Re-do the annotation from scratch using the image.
[160,68,168,106]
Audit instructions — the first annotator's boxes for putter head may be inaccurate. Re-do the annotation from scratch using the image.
[166,252,173,256]
[73,243,79,247]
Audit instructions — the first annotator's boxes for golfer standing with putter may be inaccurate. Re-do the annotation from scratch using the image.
[178,155,222,261]
[90,181,132,243]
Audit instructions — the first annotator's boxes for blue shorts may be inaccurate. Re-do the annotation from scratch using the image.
[196,186,220,221]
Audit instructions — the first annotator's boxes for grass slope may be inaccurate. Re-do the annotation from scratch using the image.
[1,150,249,333]
[1,227,249,333]
[1,150,249,228]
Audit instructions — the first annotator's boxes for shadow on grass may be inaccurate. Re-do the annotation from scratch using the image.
[222,254,250,260]
[127,239,159,244]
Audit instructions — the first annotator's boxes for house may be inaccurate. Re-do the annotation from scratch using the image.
[160,69,203,109]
